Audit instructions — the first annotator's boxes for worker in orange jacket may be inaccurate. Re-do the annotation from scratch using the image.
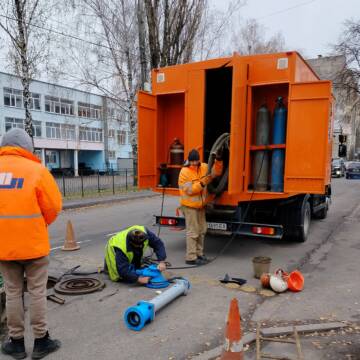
[0,129,62,360]
[178,149,223,265]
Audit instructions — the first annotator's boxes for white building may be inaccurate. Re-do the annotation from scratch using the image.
[0,71,132,175]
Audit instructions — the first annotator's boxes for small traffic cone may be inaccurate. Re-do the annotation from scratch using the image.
[62,220,80,251]
[220,298,244,360]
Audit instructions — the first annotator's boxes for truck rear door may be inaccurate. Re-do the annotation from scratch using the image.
[284,81,332,194]
[138,91,157,189]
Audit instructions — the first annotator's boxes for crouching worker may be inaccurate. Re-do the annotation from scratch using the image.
[104,225,167,285]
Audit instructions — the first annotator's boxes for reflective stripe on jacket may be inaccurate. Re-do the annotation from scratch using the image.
[178,160,223,209]
[0,146,62,260]
[104,225,149,282]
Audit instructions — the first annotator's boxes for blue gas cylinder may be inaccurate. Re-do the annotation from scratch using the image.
[271,97,287,192]
[271,149,285,192]
[272,97,287,144]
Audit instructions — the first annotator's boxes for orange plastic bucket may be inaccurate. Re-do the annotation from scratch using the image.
[287,270,304,292]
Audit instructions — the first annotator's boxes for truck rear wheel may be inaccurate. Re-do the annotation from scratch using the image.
[313,198,329,220]
[283,196,311,243]
[297,201,311,242]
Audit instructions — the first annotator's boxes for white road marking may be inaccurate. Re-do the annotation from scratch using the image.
[50,239,92,251]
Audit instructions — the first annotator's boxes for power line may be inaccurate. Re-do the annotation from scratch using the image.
[0,13,137,56]
[256,0,317,21]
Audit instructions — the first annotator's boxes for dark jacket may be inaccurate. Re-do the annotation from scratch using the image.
[115,228,166,283]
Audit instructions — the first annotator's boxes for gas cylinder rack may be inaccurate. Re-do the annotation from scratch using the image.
[249,83,289,193]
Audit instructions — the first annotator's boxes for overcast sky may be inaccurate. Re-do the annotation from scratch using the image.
[224,0,359,58]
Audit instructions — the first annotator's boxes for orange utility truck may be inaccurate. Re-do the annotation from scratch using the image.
[137,52,333,242]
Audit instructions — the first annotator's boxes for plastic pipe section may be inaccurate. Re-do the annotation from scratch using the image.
[124,278,191,331]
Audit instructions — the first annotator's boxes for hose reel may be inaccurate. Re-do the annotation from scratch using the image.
[207,132,230,196]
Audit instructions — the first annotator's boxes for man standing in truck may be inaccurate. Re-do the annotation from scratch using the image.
[178,149,223,265]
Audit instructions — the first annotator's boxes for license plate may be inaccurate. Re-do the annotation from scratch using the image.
[207,222,227,231]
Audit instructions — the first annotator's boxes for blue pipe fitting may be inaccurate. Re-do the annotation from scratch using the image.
[136,265,170,289]
[124,301,155,331]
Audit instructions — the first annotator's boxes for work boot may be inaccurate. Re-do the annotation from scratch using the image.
[185,259,204,266]
[197,255,209,264]
[1,337,27,359]
[31,332,61,359]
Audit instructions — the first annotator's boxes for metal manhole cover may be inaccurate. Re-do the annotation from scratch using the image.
[54,277,105,295]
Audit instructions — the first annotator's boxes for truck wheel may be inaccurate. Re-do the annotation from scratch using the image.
[294,200,311,242]
[314,198,329,220]
[282,196,311,242]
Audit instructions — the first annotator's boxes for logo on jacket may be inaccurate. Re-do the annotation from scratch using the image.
[0,173,24,189]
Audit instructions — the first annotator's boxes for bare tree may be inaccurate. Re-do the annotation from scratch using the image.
[232,18,285,55]
[144,0,206,68]
[137,0,148,89]
[60,0,140,177]
[334,19,360,95]
[194,0,245,60]
[0,0,52,140]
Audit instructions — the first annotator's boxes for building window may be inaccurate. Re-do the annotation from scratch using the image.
[78,102,102,119]
[45,150,57,164]
[34,149,42,160]
[3,88,40,110]
[45,122,75,140]
[108,150,116,159]
[46,122,61,139]
[61,124,76,140]
[45,96,74,115]
[5,118,41,137]
[108,129,115,138]
[79,127,103,142]
[33,121,42,137]
[5,117,24,131]
[117,130,127,145]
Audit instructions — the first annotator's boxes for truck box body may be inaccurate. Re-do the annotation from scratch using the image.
[138,52,333,208]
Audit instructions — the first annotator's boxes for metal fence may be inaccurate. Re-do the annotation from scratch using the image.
[55,169,135,197]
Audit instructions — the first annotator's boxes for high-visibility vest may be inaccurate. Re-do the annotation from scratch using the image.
[178,160,223,209]
[0,146,62,260]
[104,225,149,282]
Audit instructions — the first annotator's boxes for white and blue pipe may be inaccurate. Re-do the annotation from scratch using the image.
[124,278,191,331]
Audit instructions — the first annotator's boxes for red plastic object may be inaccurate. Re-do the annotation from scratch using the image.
[287,270,304,292]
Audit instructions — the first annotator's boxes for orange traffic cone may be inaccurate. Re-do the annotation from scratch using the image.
[62,220,80,251]
[220,298,244,360]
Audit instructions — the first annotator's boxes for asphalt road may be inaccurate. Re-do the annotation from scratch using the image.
[21,178,360,360]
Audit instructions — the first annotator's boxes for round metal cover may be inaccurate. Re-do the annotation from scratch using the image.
[54,277,105,295]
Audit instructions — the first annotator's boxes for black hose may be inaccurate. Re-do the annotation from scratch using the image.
[207,133,230,195]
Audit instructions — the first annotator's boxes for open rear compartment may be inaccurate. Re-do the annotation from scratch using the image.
[156,93,185,189]
[246,83,289,193]
[203,66,233,194]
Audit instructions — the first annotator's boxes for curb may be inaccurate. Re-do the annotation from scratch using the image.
[62,192,160,210]
[192,333,256,360]
[191,322,346,360]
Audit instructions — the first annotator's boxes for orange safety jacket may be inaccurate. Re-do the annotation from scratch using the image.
[0,147,62,260]
[178,160,223,209]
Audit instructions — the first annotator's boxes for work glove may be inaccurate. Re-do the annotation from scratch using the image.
[137,276,150,285]
[157,262,166,272]
[200,174,212,187]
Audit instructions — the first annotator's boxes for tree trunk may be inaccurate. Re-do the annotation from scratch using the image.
[14,0,34,146]
[144,0,160,69]
[137,0,148,89]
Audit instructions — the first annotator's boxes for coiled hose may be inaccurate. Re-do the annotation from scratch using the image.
[207,133,230,196]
